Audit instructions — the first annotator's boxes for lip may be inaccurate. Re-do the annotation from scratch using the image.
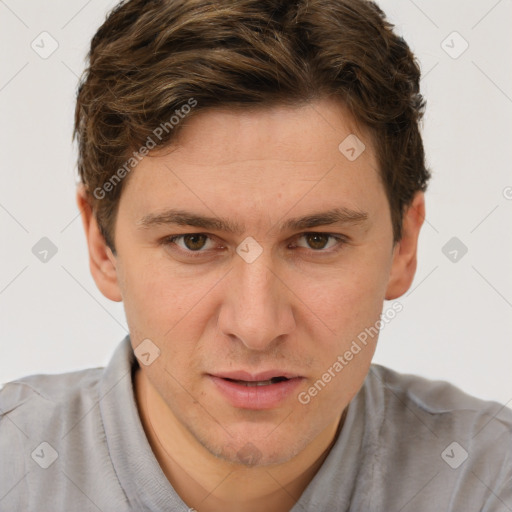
[208,374,304,410]
[212,370,301,381]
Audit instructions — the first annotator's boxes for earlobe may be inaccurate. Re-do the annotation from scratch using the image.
[385,192,425,300]
[76,186,123,302]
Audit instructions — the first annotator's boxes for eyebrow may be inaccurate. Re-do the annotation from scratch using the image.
[137,207,369,234]
[281,208,368,231]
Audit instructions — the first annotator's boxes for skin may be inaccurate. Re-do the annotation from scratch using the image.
[78,97,425,511]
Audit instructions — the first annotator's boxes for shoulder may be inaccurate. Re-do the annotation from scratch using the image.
[1,367,104,433]
[0,367,106,466]
[0,339,140,511]
[1,366,104,401]
[0,367,110,509]
[363,364,512,508]
[368,363,512,428]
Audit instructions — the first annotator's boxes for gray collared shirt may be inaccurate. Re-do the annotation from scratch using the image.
[1,336,511,511]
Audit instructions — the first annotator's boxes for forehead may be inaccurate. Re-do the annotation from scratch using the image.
[167,98,371,166]
[118,97,385,225]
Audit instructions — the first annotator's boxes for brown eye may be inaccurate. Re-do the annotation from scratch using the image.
[304,233,330,250]
[293,233,344,252]
[182,234,208,251]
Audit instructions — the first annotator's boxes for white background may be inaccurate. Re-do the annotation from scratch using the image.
[0,0,511,407]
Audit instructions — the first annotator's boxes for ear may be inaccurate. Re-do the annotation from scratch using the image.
[385,192,425,300]
[76,185,122,302]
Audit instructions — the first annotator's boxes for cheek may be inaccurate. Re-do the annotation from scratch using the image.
[118,255,221,379]
[119,261,165,327]
[294,271,386,413]
[118,253,204,333]
[296,258,389,338]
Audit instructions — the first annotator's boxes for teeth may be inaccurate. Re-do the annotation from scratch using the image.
[234,379,273,388]
[238,379,274,387]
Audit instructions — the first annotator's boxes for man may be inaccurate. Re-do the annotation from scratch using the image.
[1,0,511,510]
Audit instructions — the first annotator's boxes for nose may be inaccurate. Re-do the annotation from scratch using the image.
[217,253,296,351]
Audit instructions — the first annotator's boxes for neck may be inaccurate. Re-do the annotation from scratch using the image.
[134,369,345,512]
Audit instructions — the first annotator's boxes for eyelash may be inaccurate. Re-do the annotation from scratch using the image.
[161,232,348,258]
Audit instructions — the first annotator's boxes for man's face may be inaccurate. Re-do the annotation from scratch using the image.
[112,98,398,466]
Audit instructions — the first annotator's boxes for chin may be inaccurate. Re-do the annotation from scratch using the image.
[214,443,300,468]
[194,422,311,468]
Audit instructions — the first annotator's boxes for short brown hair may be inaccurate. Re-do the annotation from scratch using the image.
[74,0,430,251]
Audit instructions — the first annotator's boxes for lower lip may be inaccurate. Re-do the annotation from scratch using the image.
[208,376,304,410]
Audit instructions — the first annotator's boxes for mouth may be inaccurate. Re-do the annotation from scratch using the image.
[221,376,292,387]
[207,372,304,410]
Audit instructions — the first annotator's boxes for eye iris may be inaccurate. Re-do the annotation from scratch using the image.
[306,233,329,250]
[184,234,207,251]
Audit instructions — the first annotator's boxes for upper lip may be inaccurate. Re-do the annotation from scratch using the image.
[210,370,302,381]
